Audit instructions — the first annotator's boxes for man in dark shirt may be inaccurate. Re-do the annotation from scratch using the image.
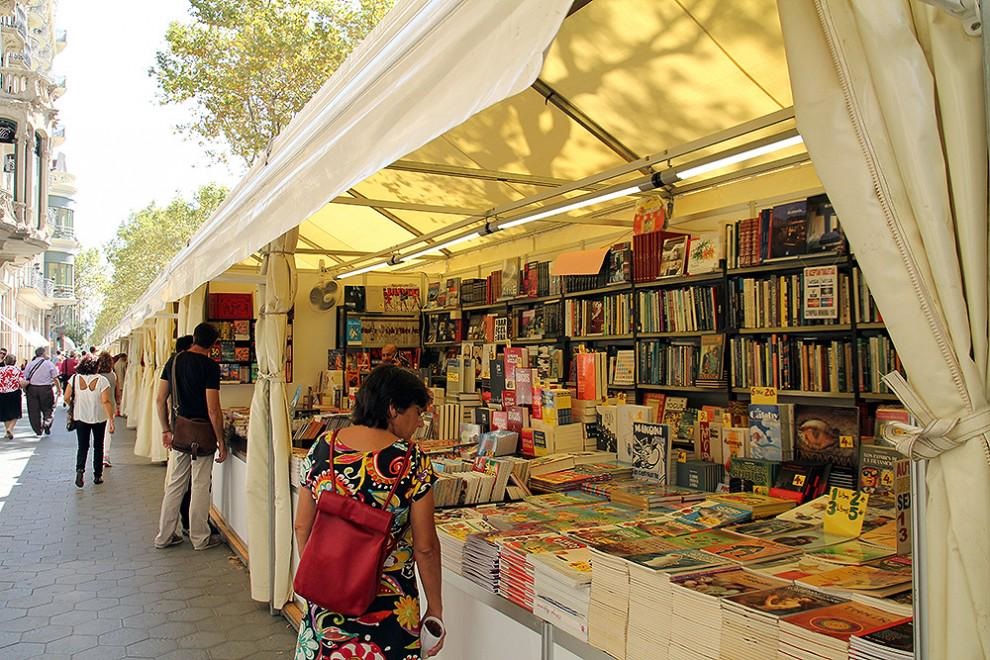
[153,323,228,551]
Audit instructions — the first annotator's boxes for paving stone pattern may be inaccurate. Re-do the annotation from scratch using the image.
[0,407,295,659]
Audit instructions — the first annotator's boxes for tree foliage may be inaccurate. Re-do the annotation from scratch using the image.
[73,247,107,328]
[151,0,394,167]
[90,184,228,343]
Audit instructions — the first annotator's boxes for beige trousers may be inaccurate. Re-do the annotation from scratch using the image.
[154,449,215,549]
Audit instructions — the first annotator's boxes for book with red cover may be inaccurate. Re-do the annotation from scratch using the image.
[575,353,598,401]
[209,293,253,320]
[780,601,908,642]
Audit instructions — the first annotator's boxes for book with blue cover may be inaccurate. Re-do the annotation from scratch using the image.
[748,403,794,462]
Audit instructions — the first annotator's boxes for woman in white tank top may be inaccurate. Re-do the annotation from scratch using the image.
[65,356,116,488]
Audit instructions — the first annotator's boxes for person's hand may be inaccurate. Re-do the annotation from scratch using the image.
[107,419,115,434]
[216,442,228,464]
[422,611,445,657]
[162,430,173,449]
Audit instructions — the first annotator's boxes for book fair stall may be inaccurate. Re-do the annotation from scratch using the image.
[104,2,989,659]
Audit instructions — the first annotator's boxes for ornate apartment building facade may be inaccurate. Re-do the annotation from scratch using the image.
[0,0,76,363]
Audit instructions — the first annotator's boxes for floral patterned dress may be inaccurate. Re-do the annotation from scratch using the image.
[295,433,436,660]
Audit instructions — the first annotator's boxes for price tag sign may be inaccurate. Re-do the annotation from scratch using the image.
[824,487,869,538]
[750,386,778,404]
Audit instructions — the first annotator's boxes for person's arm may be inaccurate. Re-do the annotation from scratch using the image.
[205,388,227,463]
[155,379,172,449]
[63,377,74,404]
[293,487,317,551]
[49,362,59,396]
[411,490,443,654]
[99,387,115,434]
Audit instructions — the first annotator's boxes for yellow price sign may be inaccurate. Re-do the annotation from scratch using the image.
[750,386,778,404]
[823,487,869,538]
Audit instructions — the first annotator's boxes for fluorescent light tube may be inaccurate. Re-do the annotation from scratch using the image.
[337,261,387,279]
[500,183,645,230]
[674,135,804,181]
[401,231,482,261]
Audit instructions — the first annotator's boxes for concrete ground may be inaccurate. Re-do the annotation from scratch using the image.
[0,404,296,659]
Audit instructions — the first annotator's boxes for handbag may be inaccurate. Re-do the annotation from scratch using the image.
[293,432,414,616]
[169,354,218,459]
[66,375,77,432]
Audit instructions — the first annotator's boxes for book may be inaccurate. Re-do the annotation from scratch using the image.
[343,285,366,312]
[701,537,799,565]
[806,540,896,565]
[661,397,687,436]
[780,601,906,646]
[444,277,461,308]
[630,422,670,482]
[872,406,910,443]
[721,426,748,479]
[345,317,363,345]
[748,403,795,462]
[501,258,521,299]
[696,333,726,386]
[686,231,722,275]
[232,319,251,341]
[795,406,860,489]
[658,235,688,277]
[857,443,901,496]
[806,194,847,254]
[768,200,809,259]
[607,242,632,284]
[729,457,779,492]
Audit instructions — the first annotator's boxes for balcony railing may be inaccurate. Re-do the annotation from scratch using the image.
[51,222,74,240]
[52,283,74,300]
[17,268,54,298]
[0,67,55,105]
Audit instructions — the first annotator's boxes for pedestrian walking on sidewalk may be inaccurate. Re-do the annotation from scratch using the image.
[21,347,58,437]
[154,323,228,551]
[96,351,120,467]
[64,356,116,488]
[0,354,22,438]
[58,350,79,403]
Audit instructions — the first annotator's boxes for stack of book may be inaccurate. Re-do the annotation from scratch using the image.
[462,532,504,594]
[720,585,847,660]
[848,619,913,659]
[587,546,632,659]
[435,403,462,441]
[670,499,752,529]
[532,547,594,641]
[667,567,787,659]
[433,472,495,507]
[609,482,706,511]
[531,420,585,456]
[436,519,496,575]
[625,549,728,660]
[498,534,587,611]
[710,492,797,519]
[778,601,908,659]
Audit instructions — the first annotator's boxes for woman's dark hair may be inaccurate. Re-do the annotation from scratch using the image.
[175,335,194,352]
[96,351,113,374]
[351,365,429,430]
[76,356,98,375]
[4,354,15,366]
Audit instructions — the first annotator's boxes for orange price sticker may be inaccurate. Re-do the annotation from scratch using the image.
[750,386,778,404]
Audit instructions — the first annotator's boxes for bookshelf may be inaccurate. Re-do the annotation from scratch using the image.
[420,251,904,407]
[207,292,257,385]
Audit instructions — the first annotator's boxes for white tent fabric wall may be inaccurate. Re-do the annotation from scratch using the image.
[150,315,173,463]
[778,2,989,657]
[185,284,207,336]
[246,229,298,606]
[123,329,143,427]
[134,324,157,457]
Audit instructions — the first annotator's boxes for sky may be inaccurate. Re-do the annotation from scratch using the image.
[52,0,242,250]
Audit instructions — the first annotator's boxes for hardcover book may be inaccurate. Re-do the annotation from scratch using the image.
[658,235,689,277]
[806,194,847,254]
[444,277,461,308]
[686,231,722,275]
[795,405,860,475]
[501,258,521,299]
[768,200,809,259]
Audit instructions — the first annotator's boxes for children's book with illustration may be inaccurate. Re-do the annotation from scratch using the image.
[629,421,670,482]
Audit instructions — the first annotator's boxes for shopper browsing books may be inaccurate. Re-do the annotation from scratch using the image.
[64,356,116,488]
[293,365,444,659]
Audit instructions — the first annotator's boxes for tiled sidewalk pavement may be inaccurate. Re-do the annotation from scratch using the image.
[0,405,296,659]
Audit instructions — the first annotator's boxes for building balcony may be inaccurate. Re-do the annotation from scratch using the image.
[0,189,51,264]
[15,266,55,310]
[51,221,74,241]
[52,283,75,302]
[48,169,76,196]
[0,67,57,106]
